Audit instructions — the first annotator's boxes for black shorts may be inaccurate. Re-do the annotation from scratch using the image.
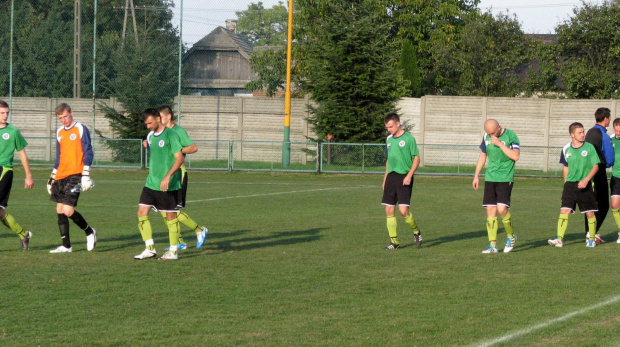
[0,168,14,209]
[50,174,81,207]
[610,176,620,197]
[139,187,181,212]
[482,181,513,208]
[561,181,598,213]
[382,172,413,206]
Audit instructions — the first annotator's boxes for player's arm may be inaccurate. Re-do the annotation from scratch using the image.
[182,143,198,154]
[491,136,520,161]
[472,152,487,190]
[562,165,568,183]
[382,162,388,190]
[578,164,598,189]
[403,155,419,186]
[17,149,34,189]
[160,151,184,192]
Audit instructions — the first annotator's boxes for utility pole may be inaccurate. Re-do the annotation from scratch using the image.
[73,0,81,98]
[121,0,139,46]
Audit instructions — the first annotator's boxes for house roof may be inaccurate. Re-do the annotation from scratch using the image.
[185,27,253,61]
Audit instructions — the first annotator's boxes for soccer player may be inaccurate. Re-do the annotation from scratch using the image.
[609,118,620,243]
[48,103,97,253]
[584,107,614,243]
[158,105,208,250]
[134,108,184,260]
[381,113,422,249]
[0,100,34,251]
[548,122,600,248]
[472,119,520,254]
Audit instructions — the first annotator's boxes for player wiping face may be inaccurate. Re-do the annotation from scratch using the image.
[484,119,503,146]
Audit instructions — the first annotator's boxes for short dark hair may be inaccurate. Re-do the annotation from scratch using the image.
[595,107,611,123]
[0,100,8,109]
[569,122,584,134]
[613,118,620,127]
[143,108,160,120]
[384,113,400,124]
[158,105,175,121]
[55,103,72,115]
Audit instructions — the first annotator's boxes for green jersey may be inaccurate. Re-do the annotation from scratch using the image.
[170,124,193,149]
[612,136,620,178]
[479,128,520,182]
[146,127,183,191]
[0,124,28,168]
[560,141,600,182]
[386,132,419,174]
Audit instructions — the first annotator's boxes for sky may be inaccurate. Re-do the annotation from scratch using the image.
[170,0,603,46]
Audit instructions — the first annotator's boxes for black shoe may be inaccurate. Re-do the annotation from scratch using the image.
[21,231,32,251]
[414,232,423,248]
[384,243,400,250]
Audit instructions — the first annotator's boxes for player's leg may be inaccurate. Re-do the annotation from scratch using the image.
[496,182,515,253]
[482,182,498,253]
[585,168,607,242]
[550,182,575,247]
[382,173,399,249]
[160,190,181,260]
[52,202,73,252]
[135,188,157,259]
[395,175,422,247]
[178,170,208,249]
[0,170,31,250]
[60,175,96,251]
[581,184,599,247]
[609,177,620,243]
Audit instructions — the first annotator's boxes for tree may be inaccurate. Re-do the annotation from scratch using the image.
[296,0,407,143]
[245,48,287,96]
[236,1,288,46]
[398,39,422,97]
[431,11,531,96]
[556,2,620,99]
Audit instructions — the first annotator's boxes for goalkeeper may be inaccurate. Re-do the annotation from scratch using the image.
[48,103,97,253]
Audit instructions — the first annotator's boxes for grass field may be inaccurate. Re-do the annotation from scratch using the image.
[1,169,620,346]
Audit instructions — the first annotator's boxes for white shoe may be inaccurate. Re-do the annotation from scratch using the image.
[50,245,73,253]
[134,248,157,260]
[482,245,498,254]
[159,251,178,260]
[86,229,97,251]
[586,239,596,248]
[617,232,620,244]
[196,227,208,249]
[503,235,516,253]
[548,238,563,247]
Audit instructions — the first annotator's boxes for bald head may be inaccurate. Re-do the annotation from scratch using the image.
[484,119,501,137]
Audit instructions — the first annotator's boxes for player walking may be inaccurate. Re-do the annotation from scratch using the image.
[381,113,423,249]
[548,122,599,248]
[472,119,520,253]
[609,118,620,243]
[0,100,35,251]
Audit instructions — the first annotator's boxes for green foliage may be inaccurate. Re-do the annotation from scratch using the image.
[398,39,423,97]
[556,2,620,99]
[296,0,407,143]
[236,1,288,46]
[245,49,287,96]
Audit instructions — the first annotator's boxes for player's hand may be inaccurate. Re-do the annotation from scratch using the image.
[24,176,34,189]
[160,176,170,192]
[472,177,479,190]
[577,179,589,189]
[47,177,53,195]
[81,175,94,191]
[142,139,148,148]
[490,135,501,147]
[403,175,412,186]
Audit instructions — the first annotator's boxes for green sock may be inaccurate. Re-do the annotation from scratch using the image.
[404,212,420,234]
[557,213,569,240]
[178,211,202,233]
[162,212,185,244]
[166,217,180,249]
[1,213,26,238]
[588,216,597,240]
[138,216,154,250]
[487,217,498,246]
[501,212,514,238]
[387,215,398,244]
[613,208,620,231]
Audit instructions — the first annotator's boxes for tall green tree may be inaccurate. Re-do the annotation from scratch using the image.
[296,0,407,143]
[556,2,620,99]
[236,1,288,46]
[399,39,422,97]
[431,11,530,96]
[245,49,287,97]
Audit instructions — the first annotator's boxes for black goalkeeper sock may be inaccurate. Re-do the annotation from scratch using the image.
[58,213,71,248]
[69,211,93,235]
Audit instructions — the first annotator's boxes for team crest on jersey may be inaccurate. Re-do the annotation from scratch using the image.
[398,140,406,147]
[2,133,9,140]
[158,140,165,147]
[581,150,588,157]
[70,134,77,141]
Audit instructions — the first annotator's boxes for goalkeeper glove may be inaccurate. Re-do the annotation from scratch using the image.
[47,170,56,195]
[81,169,94,191]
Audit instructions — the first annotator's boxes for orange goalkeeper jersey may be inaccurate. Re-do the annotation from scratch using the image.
[54,122,94,180]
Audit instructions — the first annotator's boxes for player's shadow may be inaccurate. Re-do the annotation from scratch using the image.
[509,232,589,252]
[421,230,487,248]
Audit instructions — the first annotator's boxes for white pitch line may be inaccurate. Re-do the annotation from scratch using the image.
[186,185,372,203]
[472,294,620,347]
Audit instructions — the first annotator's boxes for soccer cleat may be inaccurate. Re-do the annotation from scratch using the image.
[548,238,563,247]
[384,243,400,250]
[86,229,97,251]
[165,243,186,251]
[196,227,208,249]
[134,249,157,260]
[617,232,620,244]
[21,231,32,251]
[586,239,596,248]
[481,245,498,254]
[50,245,73,253]
[595,233,605,244]
[503,235,516,253]
[413,232,422,248]
[159,251,178,260]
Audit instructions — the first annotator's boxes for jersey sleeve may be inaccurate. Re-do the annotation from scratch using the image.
[169,130,183,154]
[509,131,520,150]
[409,135,419,157]
[13,127,28,152]
[479,136,487,153]
[174,126,194,147]
[80,124,94,167]
[559,148,568,166]
[602,132,614,168]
